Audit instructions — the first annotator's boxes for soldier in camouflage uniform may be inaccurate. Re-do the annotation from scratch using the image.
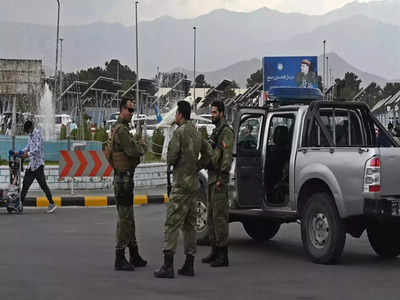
[112,98,147,271]
[154,101,211,278]
[201,100,234,267]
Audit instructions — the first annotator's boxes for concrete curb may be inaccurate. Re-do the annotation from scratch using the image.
[22,195,169,207]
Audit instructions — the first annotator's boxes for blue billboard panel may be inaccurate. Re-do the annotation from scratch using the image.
[263,56,318,93]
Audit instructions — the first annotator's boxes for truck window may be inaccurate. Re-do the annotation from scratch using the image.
[265,113,295,205]
[267,114,296,147]
[238,115,263,151]
[306,108,364,147]
[334,110,364,146]
[372,122,397,147]
[355,110,397,148]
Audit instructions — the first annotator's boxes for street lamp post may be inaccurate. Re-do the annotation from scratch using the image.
[59,37,64,108]
[323,40,326,95]
[135,1,141,135]
[326,56,329,88]
[193,26,197,114]
[329,68,333,100]
[55,0,60,112]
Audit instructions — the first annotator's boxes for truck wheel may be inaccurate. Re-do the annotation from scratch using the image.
[301,192,346,264]
[242,220,280,242]
[196,183,208,241]
[367,222,400,258]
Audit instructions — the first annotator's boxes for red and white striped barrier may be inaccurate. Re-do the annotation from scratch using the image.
[59,151,113,178]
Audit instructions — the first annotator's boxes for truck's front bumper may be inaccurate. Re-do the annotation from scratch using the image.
[364,198,400,217]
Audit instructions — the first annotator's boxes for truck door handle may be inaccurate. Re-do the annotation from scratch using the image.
[359,148,369,153]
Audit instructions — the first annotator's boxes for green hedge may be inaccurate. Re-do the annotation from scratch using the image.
[152,128,165,158]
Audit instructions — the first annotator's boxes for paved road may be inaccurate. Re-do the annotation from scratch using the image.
[26,185,167,197]
[0,205,399,300]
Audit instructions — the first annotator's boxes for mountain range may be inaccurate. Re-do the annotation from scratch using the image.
[0,0,399,87]
[174,52,388,88]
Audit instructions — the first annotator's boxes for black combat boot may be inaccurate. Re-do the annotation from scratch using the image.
[210,247,229,267]
[201,246,217,264]
[129,246,147,267]
[115,248,135,271]
[178,255,194,276]
[154,250,174,278]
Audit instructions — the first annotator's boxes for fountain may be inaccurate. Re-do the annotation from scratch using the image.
[38,83,56,141]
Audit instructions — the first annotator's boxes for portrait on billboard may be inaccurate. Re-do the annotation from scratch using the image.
[295,59,317,88]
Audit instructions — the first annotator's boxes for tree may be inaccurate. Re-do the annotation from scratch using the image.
[231,80,240,89]
[195,74,211,88]
[63,60,137,88]
[78,66,105,82]
[334,72,362,100]
[94,128,108,142]
[152,128,164,158]
[359,82,382,108]
[382,82,400,98]
[105,59,136,81]
[223,81,238,99]
[246,69,262,88]
[160,72,187,88]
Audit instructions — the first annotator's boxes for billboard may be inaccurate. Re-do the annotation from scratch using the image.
[263,56,318,94]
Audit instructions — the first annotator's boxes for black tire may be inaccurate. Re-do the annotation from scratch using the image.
[196,183,209,241]
[242,220,281,242]
[367,222,400,259]
[301,192,346,264]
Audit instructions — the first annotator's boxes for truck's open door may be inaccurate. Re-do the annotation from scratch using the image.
[234,108,267,208]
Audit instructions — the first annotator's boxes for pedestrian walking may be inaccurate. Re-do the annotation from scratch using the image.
[201,101,234,267]
[112,98,147,271]
[20,120,56,213]
[154,101,211,278]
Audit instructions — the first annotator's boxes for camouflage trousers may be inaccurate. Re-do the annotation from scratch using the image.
[163,187,197,255]
[207,182,229,247]
[114,171,137,250]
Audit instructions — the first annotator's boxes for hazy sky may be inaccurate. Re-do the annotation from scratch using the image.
[2,0,380,26]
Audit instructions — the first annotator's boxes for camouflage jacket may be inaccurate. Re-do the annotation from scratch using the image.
[207,119,234,185]
[167,120,210,193]
[112,117,145,172]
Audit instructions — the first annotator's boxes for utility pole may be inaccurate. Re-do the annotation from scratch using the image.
[55,0,60,112]
[59,37,64,109]
[193,26,197,114]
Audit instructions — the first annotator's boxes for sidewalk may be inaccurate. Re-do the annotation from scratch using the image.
[23,185,168,207]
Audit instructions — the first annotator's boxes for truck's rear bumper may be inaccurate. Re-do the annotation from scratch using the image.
[364,198,400,217]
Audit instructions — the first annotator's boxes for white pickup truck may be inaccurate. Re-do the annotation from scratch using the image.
[197,87,400,264]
